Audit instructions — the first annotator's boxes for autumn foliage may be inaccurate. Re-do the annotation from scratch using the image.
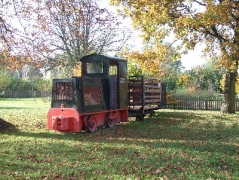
[120,44,170,77]
[111,0,239,113]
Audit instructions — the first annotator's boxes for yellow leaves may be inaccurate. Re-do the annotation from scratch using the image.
[177,74,190,87]
[216,52,238,72]
[175,16,192,28]
[40,24,46,30]
[230,61,238,72]
[220,74,226,92]
[122,44,169,76]
[72,62,82,77]
[25,57,31,64]
[166,93,179,105]
[220,74,239,94]
[2,50,10,58]
[0,49,34,70]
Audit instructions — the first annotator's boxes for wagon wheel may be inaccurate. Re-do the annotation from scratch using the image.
[105,111,120,128]
[149,111,154,117]
[136,115,144,121]
[86,116,97,132]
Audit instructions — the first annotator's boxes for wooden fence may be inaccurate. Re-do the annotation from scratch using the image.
[4,90,51,98]
[167,96,239,111]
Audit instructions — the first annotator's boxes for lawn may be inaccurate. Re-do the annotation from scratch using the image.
[0,98,239,179]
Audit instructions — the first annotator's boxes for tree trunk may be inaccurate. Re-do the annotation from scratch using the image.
[221,71,237,113]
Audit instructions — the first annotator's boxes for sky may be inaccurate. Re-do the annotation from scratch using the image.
[180,44,207,70]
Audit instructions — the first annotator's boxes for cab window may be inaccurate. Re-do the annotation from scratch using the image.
[86,62,103,74]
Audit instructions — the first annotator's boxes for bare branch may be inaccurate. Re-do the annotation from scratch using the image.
[193,0,206,6]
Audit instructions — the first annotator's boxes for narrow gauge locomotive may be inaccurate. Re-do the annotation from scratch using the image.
[47,54,166,133]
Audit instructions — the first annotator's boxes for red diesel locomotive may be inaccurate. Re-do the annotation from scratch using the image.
[47,54,166,133]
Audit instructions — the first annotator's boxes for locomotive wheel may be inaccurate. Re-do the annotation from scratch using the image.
[86,116,97,132]
[105,111,119,128]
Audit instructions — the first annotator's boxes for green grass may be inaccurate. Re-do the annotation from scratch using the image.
[0,98,239,180]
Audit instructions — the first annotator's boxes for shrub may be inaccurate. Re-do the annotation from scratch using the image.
[170,87,221,98]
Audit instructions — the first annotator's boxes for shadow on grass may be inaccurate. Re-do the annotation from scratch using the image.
[1,121,238,179]
[2,115,238,156]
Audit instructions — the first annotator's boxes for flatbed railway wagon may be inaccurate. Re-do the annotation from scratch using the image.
[47,54,166,133]
[128,76,166,121]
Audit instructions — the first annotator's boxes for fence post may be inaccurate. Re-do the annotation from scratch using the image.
[205,98,208,110]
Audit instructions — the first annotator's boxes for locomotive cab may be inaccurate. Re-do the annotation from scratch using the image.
[80,54,128,112]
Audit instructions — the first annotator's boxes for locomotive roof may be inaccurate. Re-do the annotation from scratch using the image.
[80,54,127,62]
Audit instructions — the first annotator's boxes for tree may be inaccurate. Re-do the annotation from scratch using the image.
[119,43,179,77]
[1,0,131,74]
[178,59,225,92]
[0,69,11,90]
[0,0,33,69]
[159,45,184,91]
[196,60,225,92]
[160,59,184,91]
[111,0,239,113]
